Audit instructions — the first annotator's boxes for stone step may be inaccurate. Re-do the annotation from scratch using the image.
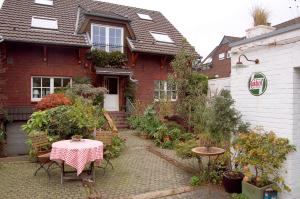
[108,111,129,129]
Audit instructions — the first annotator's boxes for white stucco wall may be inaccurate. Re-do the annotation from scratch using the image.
[231,28,300,199]
[208,77,230,96]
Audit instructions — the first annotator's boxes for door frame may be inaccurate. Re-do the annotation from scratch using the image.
[103,76,119,111]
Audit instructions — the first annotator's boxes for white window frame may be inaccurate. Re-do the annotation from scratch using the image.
[227,51,231,59]
[91,24,124,53]
[218,53,225,60]
[154,80,177,102]
[34,0,53,6]
[31,76,72,102]
[150,32,174,44]
[137,13,152,21]
[31,16,58,30]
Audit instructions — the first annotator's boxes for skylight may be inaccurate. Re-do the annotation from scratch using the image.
[31,17,58,30]
[34,0,53,6]
[0,0,5,9]
[150,32,174,43]
[137,13,152,21]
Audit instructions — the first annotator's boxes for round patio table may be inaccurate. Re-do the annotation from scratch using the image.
[50,139,103,184]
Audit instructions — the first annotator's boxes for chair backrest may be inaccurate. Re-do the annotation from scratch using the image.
[30,134,49,151]
[94,129,113,146]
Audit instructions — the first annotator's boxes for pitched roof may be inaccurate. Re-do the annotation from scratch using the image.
[274,16,300,30]
[201,35,243,63]
[0,0,196,56]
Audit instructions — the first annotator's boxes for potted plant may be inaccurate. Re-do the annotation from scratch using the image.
[233,129,296,199]
[222,149,244,194]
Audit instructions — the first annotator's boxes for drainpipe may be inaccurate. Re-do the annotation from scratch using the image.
[0,36,4,43]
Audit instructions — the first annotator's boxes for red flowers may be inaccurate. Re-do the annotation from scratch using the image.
[36,93,72,110]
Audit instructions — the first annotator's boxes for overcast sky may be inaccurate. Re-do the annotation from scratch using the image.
[0,0,299,57]
[99,0,299,57]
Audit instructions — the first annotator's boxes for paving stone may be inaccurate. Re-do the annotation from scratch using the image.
[0,131,228,199]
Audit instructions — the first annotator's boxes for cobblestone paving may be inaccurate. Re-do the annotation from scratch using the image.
[0,131,228,199]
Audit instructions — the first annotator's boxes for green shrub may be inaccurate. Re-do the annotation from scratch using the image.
[22,98,105,140]
[107,136,126,158]
[190,176,201,186]
[175,139,198,159]
[234,130,296,192]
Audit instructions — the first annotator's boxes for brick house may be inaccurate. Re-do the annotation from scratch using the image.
[200,36,243,79]
[198,36,242,94]
[0,0,196,155]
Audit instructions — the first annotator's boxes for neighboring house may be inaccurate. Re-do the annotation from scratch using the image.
[230,17,300,199]
[0,0,196,155]
[200,35,243,78]
[199,36,243,94]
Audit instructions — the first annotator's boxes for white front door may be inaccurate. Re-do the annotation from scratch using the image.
[104,77,119,111]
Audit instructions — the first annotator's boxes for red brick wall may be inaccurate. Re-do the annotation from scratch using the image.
[1,42,93,107]
[130,53,172,104]
[201,44,231,78]
[1,42,173,109]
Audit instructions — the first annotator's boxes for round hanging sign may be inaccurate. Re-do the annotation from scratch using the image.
[248,72,268,96]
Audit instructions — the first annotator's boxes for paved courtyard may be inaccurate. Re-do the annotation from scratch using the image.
[0,131,229,199]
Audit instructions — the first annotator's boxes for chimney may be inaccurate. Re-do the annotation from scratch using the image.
[246,25,276,39]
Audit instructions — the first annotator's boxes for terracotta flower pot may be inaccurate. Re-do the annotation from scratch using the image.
[223,171,244,193]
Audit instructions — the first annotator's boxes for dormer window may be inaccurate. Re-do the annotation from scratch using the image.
[137,13,152,21]
[91,24,124,52]
[34,0,53,6]
[31,16,58,30]
[150,32,174,44]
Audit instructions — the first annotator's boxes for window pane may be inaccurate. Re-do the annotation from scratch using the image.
[154,91,159,100]
[172,91,177,100]
[42,88,50,97]
[159,81,165,90]
[54,78,62,87]
[33,77,41,87]
[109,28,115,38]
[42,78,50,87]
[32,88,41,98]
[167,82,172,91]
[63,78,70,87]
[116,29,121,38]
[160,91,165,100]
[167,91,172,100]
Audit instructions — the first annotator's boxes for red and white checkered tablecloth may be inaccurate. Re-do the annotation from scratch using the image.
[50,139,103,176]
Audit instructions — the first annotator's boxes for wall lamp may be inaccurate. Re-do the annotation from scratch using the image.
[235,54,259,68]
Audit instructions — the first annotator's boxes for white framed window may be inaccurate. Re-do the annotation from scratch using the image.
[31,16,58,30]
[154,80,177,102]
[218,53,225,60]
[31,77,71,101]
[137,13,152,21]
[227,51,231,58]
[91,24,124,52]
[150,32,174,44]
[34,0,53,6]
